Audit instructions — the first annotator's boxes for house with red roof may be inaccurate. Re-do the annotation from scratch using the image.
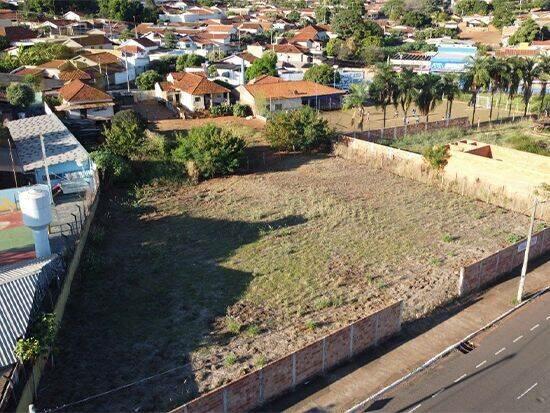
[155,71,230,112]
[236,75,344,115]
[56,79,114,120]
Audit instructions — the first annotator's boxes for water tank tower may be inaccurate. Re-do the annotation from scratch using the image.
[19,188,52,258]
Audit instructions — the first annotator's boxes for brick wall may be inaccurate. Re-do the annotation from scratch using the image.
[173,301,403,413]
[458,227,550,296]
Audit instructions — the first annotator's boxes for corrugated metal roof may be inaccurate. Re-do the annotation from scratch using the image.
[0,255,64,368]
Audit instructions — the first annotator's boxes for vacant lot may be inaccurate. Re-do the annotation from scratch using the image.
[387,120,550,156]
[37,154,533,412]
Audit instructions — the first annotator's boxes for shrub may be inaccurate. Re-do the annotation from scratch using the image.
[225,353,237,366]
[303,64,340,86]
[225,317,242,334]
[210,103,232,116]
[507,233,524,244]
[14,338,41,362]
[90,149,133,185]
[423,145,450,170]
[176,54,205,71]
[264,106,334,152]
[103,110,146,158]
[305,320,317,330]
[232,103,250,118]
[245,324,260,337]
[254,355,267,368]
[172,124,246,180]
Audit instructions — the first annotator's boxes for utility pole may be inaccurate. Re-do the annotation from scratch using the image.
[7,137,18,187]
[517,199,538,303]
[124,51,131,92]
[40,135,54,205]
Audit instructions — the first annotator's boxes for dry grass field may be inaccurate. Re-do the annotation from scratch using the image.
[36,153,534,412]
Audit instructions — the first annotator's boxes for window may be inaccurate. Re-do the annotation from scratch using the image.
[274,103,283,111]
[195,97,201,102]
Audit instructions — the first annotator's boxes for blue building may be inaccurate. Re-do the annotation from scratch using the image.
[430,44,477,73]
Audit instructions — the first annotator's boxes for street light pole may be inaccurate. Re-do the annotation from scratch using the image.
[517,199,538,303]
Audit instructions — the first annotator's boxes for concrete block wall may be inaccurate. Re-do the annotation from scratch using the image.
[174,301,403,413]
[458,227,550,296]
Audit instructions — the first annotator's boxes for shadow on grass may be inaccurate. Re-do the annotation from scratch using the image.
[35,191,307,412]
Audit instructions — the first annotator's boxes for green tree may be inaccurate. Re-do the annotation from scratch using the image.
[414,73,443,128]
[24,0,54,14]
[245,51,277,81]
[381,0,405,21]
[343,82,369,131]
[136,70,162,90]
[164,30,178,49]
[520,58,538,116]
[368,64,398,135]
[508,19,544,45]
[396,69,417,130]
[492,0,516,29]
[401,11,432,28]
[503,56,523,117]
[265,106,334,151]
[99,0,144,22]
[536,55,550,115]
[172,124,246,180]
[287,10,301,22]
[18,43,74,66]
[332,10,383,39]
[461,56,491,124]
[6,83,35,108]
[304,64,340,86]
[454,0,489,16]
[315,6,331,24]
[103,110,146,158]
[439,73,460,125]
[176,54,206,71]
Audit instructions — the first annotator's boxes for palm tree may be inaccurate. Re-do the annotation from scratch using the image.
[461,56,491,126]
[439,73,459,126]
[396,69,417,133]
[520,58,537,117]
[503,56,523,118]
[486,57,507,123]
[536,55,550,116]
[413,73,443,129]
[343,82,369,132]
[368,64,398,138]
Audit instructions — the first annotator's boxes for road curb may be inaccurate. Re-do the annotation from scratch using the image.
[346,286,550,413]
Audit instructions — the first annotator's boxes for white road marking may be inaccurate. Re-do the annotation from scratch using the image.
[476,360,487,368]
[432,389,444,398]
[454,374,467,383]
[517,383,538,400]
[530,324,540,331]
[495,347,506,355]
[407,404,422,413]
[513,335,523,343]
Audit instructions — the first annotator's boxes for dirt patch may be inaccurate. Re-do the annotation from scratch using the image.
[152,116,266,133]
[36,155,531,412]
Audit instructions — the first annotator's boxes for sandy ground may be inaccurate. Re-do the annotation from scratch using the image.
[36,153,534,412]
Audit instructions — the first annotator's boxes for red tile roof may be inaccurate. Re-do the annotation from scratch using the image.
[244,78,344,100]
[59,79,112,103]
[170,72,230,95]
[59,68,92,82]
[0,26,37,42]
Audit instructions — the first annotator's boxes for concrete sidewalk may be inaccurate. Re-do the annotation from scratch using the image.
[266,256,550,412]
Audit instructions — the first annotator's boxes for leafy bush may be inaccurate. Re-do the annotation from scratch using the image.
[91,149,133,185]
[135,70,162,90]
[176,54,205,71]
[245,51,277,81]
[232,103,250,117]
[6,83,34,108]
[14,338,41,362]
[209,103,232,116]
[103,110,146,158]
[423,145,450,170]
[225,353,237,366]
[264,106,335,152]
[303,64,340,86]
[172,124,246,180]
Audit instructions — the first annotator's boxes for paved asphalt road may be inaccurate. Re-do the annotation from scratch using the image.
[363,292,550,413]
